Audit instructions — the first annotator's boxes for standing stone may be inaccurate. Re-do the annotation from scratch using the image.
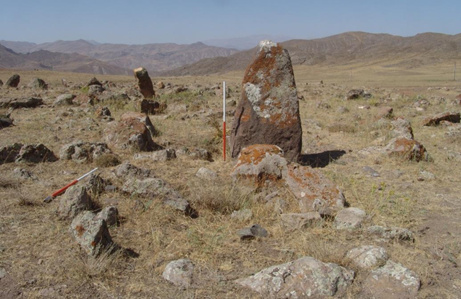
[230,40,302,162]
[134,67,155,99]
[28,78,47,90]
[5,74,20,88]
[58,185,92,220]
[15,144,58,163]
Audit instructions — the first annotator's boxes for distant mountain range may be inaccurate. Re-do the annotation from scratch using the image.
[0,39,238,75]
[1,32,461,76]
[162,31,461,76]
[202,34,293,50]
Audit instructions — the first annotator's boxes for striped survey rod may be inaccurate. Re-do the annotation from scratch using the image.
[43,168,98,203]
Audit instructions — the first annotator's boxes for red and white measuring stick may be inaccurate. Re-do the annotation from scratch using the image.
[43,168,98,203]
[223,81,226,161]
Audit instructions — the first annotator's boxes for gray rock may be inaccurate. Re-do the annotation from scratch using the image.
[188,148,213,162]
[390,118,414,140]
[231,209,253,222]
[0,97,43,109]
[134,148,176,162]
[95,206,118,226]
[0,143,23,164]
[28,78,47,90]
[69,211,115,257]
[237,224,268,240]
[162,259,194,289]
[122,177,196,217]
[361,260,420,299]
[114,162,152,178]
[367,225,414,241]
[345,245,389,270]
[88,84,105,95]
[13,167,36,180]
[54,94,76,106]
[280,212,322,231]
[0,267,6,279]
[195,167,217,180]
[59,142,112,163]
[235,256,354,298]
[334,207,366,229]
[345,89,364,100]
[58,186,92,220]
[15,143,58,163]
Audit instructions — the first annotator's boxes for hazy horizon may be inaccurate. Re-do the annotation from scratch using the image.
[1,0,461,45]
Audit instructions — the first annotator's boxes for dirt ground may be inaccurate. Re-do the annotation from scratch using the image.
[0,64,460,298]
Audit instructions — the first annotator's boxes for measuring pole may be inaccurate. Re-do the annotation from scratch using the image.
[223,81,226,161]
[43,168,98,202]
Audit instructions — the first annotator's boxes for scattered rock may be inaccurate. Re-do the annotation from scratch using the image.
[195,167,217,180]
[95,106,113,121]
[122,177,196,217]
[87,77,102,86]
[13,167,36,180]
[86,173,110,196]
[367,225,414,241]
[28,78,47,90]
[390,118,414,140]
[235,256,354,298]
[423,111,460,126]
[280,212,322,231]
[345,245,389,270]
[0,114,13,129]
[0,79,3,86]
[95,206,119,226]
[140,99,166,114]
[59,142,112,163]
[237,224,268,240]
[5,74,20,88]
[134,67,155,99]
[231,209,253,222]
[54,94,76,106]
[376,106,393,119]
[70,211,115,257]
[361,260,420,299]
[88,84,105,95]
[114,162,152,178]
[156,81,165,89]
[345,89,364,100]
[58,186,92,220]
[386,137,429,162]
[334,207,366,229]
[188,148,213,162]
[0,143,23,164]
[362,166,380,177]
[162,259,194,289]
[0,97,43,109]
[15,143,58,163]
[230,40,302,162]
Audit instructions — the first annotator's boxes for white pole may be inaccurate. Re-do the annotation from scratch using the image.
[223,81,226,161]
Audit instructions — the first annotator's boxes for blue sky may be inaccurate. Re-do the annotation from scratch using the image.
[1,0,460,44]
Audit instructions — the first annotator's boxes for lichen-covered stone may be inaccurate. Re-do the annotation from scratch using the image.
[15,143,58,163]
[230,41,302,162]
[346,245,389,270]
[0,143,23,164]
[280,212,322,231]
[162,259,194,289]
[334,207,366,229]
[70,211,114,257]
[59,142,112,163]
[235,256,354,298]
[386,137,429,162]
[58,186,92,220]
[95,206,119,226]
[361,260,420,299]
[367,225,414,241]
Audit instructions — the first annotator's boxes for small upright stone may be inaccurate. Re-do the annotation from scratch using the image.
[230,41,302,162]
[28,78,47,90]
[134,67,155,99]
[58,186,92,220]
[5,74,20,88]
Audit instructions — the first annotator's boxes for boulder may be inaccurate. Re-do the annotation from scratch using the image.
[122,177,196,217]
[5,74,20,88]
[70,211,115,257]
[237,224,268,240]
[232,144,346,216]
[134,149,176,162]
[390,118,414,140]
[58,186,92,220]
[0,79,3,86]
[134,67,155,99]
[423,111,460,126]
[230,41,302,162]
[95,206,119,226]
[88,84,104,95]
[0,143,23,164]
[28,78,47,90]
[54,94,76,106]
[87,77,102,86]
[140,99,166,114]
[15,144,57,163]
[0,97,43,109]
[195,167,217,180]
[367,225,414,241]
[114,162,152,178]
[386,138,429,162]
[0,114,13,129]
[334,207,366,229]
[345,245,389,270]
[59,142,112,163]
[361,260,420,299]
[235,256,354,298]
[104,112,161,151]
[162,259,194,289]
[345,89,364,100]
[280,212,322,231]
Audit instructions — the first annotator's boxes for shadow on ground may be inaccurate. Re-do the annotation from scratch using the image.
[298,150,347,168]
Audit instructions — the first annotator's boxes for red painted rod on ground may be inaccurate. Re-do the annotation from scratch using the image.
[43,168,98,203]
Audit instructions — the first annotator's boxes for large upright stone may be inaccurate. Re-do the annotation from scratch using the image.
[5,74,20,88]
[230,41,302,162]
[134,67,155,99]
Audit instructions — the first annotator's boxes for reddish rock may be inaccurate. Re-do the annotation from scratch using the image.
[230,41,302,162]
[104,112,161,151]
[140,99,167,115]
[134,67,155,99]
[386,138,429,162]
[232,144,345,215]
[423,111,460,126]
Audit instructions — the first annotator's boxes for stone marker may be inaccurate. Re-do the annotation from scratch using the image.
[28,78,47,90]
[5,74,20,88]
[134,67,155,99]
[230,40,302,162]
[58,186,92,220]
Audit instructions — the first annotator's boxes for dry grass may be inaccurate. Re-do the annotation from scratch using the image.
[1,64,461,297]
